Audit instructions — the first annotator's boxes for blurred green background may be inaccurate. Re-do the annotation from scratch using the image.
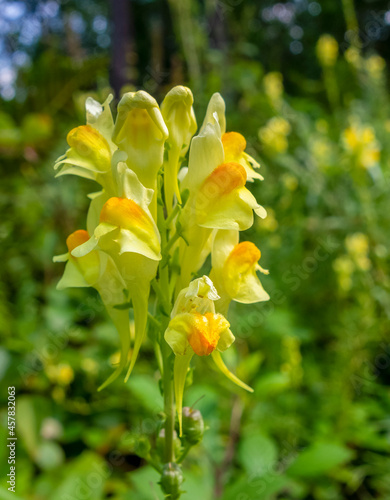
[1,0,390,498]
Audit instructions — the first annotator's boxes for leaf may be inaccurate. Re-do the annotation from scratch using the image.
[128,374,163,413]
[254,372,290,398]
[287,441,354,478]
[0,487,25,500]
[113,301,132,310]
[221,473,290,500]
[129,466,163,499]
[238,433,278,477]
[16,396,39,459]
[180,465,214,500]
[49,451,106,500]
[237,351,264,382]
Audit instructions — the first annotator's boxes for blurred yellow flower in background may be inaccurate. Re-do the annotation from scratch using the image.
[333,233,371,291]
[282,173,298,191]
[316,34,338,67]
[309,136,334,165]
[333,255,354,292]
[344,47,362,69]
[263,72,284,105]
[365,55,386,79]
[342,121,380,169]
[46,363,74,386]
[346,232,371,271]
[259,117,291,154]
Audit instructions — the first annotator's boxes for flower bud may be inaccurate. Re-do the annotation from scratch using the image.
[133,435,151,460]
[159,463,183,499]
[156,428,181,460]
[181,407,204,444]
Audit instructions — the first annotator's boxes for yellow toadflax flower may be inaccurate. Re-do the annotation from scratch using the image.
[54,95,117,194]
[54,229,132,390]
[210,230,269,315]
[222,132,263,181]
[177,116,266,290]
[71,169,161,382]
[161,86,197,211]
[112,90,169,218]
[200,92,263,182]
[164,277,252,435]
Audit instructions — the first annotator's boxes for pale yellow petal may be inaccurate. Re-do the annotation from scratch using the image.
[211,351,253,392]
[174,353,193,436]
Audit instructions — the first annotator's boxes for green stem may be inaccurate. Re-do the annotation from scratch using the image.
[341,0,359,35]
[165,202,181,228]
[156,171,176,465]
[177,443,192,464]
[163,231,181,256]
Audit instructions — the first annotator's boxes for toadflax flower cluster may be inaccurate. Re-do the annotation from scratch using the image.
[54,86,270,431]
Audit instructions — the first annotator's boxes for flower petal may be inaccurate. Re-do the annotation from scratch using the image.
[199,93,226,135]
[56,259,89,290]
[125,290,149,381]
[211,351,253,392]
[112,90,168,190]
[161,86,197,208]
[183,120,224,193]
[174,353,193,436]
[98,308,131,391]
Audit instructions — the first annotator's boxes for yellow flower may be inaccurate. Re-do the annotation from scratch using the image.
[346,232,371,271]
[164,276,252,435]
[112,90,169,218]
[64,229,101,285]
[57,364,75,385]
[316,34,338,67]
[365,55,385,79]
[222,132,263,181]
[64,171,161,384]
[177,120,266,290]
[263,72,284,103]
[210,230,269,315]
[199,92,226,135]
[54,95,116,193]
[166,311,232,357]
[54,229,132,390]
[199,93,263,182]
[75,168,161,263]
[344,47,361,69]
[185,125,266,229]
[333,256,354,291]
[161,86,197,210]
[258,117,290,154]
[99,197,161,259]
[342,122,380,169]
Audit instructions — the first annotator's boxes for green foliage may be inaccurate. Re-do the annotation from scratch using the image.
[1,1,390,499]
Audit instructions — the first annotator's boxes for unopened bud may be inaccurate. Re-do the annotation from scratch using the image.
[160,462,183,499]
[181,407,204,444]
[156,428,181,459]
